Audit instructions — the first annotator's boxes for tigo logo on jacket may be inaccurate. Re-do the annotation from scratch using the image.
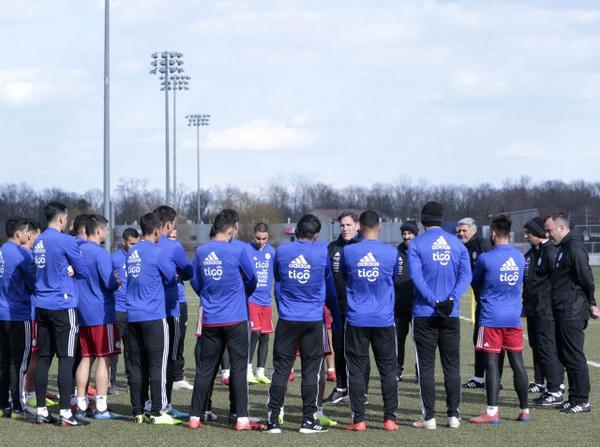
[288,255,311,284]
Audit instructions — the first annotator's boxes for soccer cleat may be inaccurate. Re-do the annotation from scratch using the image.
[533,392,563,406]
[323,388,348,404]
[528,382,545,394]
[316,415,337,426]
[299,419,328,433]
[93,409,124,420]
[172,379,194,391]
[555,401,571,410]
[364,394,369,405]
[150,413,182,425]
[221,377,230,386]
[134,414,149,424]
[397,374,403,382]
[384,419,399,431]
[0,408,10,418]
[229,413,261,424]
[189,417,202,429]
[279,413,284,424]
[264,421,281,434]
[248,370,259,384]
[202,410,218,421]
[11,410,34,420]
[468,412,500,424]
[46,391,59,400]
[346,421,366,431]
[256,373,271,384]
[36,413,58,425]
[448,416,460,428]
[327,370,337,382]
[518,409,530,422]
[412,418,436,429]
[87,385,96,396]
[59,414,91,426]
[27,396,58,407]
[107,385,120,395]
[461,378,484,389]
[236,419,265,431]
[167,407,189,418]
[560,401,590,414]
[289,371,295,381]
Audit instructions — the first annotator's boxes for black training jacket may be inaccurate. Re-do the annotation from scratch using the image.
[328,233,362,316]
[550,232,596,320]
[394,242,414,313]
[522,240,558,320]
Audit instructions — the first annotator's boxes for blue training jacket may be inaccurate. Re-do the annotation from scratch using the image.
[0,241,34,321]
[246,241,275,307]
[156,234,193,317]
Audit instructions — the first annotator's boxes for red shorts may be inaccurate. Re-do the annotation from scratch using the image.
[79,324,121,358]
[324,305,332,330]
[31,320,38,353]
[476,326,523,353]
[296,324,331,357]
[248,302,274,334]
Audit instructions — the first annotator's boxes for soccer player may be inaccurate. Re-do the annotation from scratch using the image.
[394,220,418,381]
[522,217,564,404]
[264,214,339,434]
[125,212,179,425]
[246,223,275,384]
[0,217,34,419]
[468,214,529,424]
[544,213,599,413]
[408,201,471,430]
[188,211,260,430]
[72,214,88,246]
[457,217,496,390]
[324,211,362,404]
[109,227,140,393]
[32,202,89,426]
[153,206,194,418]
[75,214,123,420]
[342,211,399,431]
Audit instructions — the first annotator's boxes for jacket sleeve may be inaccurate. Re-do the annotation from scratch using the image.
[324,256,341,333]
[471,255,485,294]
[98,250,119,292]
[173,242,194,281]
[65,239,88,279]
[571,244,596,306]
[158,253,177,289]
[450,245,473,300]
[190,250,202,296]
[407,241,438,305]
[239,249,258,297]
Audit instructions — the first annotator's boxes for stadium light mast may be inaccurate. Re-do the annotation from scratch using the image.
[149,51,184,205]
[161,74,190,206]
[103,0,111,250]
[186,114,210,224]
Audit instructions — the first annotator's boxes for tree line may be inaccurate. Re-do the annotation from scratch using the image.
[2,176,600,241]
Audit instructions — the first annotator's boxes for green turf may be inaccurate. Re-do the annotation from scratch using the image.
[2,270,599,446]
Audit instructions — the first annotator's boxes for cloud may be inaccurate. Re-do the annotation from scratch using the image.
[202,119,317,151]
[495,142,546,158]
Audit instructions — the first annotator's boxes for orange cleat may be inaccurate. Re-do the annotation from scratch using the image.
[384,420,399,431]
[221,377,230,386]
[327,370,337,382]
[468,412,499,424]
[346,421,366,431]
[236,419,265,431]
[189,418,202,429]
[87,385,97,396]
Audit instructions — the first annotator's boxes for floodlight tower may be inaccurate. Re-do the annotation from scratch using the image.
[186,114,210,224]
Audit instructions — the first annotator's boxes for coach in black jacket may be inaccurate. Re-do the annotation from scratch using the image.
[545,213,599,413]
[522,217,563,404]
[324,212,362,404]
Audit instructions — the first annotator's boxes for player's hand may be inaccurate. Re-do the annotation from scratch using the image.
[590,305,600,319]
[114,270,122,289]
[67,265,75,277]
[435,298,454,318]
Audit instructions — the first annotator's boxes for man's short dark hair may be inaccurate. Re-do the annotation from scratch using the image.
[546,212,570,229]
[296,214,321,239]
[6,216,28,239]
[85,214,108,236]
[122,227,140,240]
[491,214,512,238]
[153,206,177,227]
[140,213,161,236]
[44,202,68,223]
[26,218,41,233]
[222,209,240,223]
[338,211,358,223]
[359,210,379,230]
[213,211,236,234]
[254,222,269,234]
[73,214,89,236]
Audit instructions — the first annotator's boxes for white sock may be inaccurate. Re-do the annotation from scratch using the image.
[37,406,49,417]
[60,408,72,418]
[281,407,285,416]
[190,416,200,422]
[77,396,88,411]
[237,416,249,424]
[316,407,323,417]
[222,369,230,379]
[96,395,107,412]
[486,406,498,416]
[25,392,35,401]
[327,368,335,372]
[256,367,265,376]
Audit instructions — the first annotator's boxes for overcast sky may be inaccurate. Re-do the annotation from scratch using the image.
[2,0,600,195]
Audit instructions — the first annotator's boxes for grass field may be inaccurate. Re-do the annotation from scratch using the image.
[2,270,599,446]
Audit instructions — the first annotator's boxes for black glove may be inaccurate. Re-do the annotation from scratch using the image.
[435,298,455,318]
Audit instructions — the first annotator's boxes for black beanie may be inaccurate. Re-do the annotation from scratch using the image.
[421,201,444,227]
[524,217,546,238]
[400,220,419,237]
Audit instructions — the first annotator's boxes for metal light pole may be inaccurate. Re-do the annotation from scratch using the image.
[103,0,111,250]
[186,114,210,224]
[150,51,184,205]
[162,75,190,206]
